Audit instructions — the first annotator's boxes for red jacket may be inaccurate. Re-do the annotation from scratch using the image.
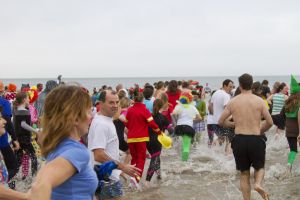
[125,102,161,143]
[166,91,181,113]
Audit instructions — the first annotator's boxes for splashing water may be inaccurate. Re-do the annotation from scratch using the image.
[123,128,300,200]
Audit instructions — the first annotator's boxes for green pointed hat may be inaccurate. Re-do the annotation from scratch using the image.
[290,75,300,94]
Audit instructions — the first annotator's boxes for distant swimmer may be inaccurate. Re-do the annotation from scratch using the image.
[218,73,273,200]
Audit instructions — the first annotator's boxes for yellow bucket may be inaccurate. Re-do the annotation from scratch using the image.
[158,133,172,149]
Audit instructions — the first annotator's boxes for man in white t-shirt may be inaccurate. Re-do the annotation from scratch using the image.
[88,90,140,199]
[208,79,234,153]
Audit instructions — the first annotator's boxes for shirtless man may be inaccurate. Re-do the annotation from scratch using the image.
[218,73,273,200]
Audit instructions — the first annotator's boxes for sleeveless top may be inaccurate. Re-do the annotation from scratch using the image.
[272,93,285,115]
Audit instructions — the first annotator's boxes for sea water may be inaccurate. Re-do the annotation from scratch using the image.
[1,75,297,92]
[3,75,300,199]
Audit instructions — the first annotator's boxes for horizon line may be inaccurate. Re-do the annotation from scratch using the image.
[0,74,298,80]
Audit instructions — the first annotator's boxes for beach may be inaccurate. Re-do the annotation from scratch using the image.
[122,128,300,200]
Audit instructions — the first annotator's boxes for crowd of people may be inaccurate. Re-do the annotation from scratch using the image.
[0,73,299,200]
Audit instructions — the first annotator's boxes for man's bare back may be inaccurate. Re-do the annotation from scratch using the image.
[219,91,273,135]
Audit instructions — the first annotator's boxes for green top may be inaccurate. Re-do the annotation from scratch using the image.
[195,99,206,118]
[285,104,300,118]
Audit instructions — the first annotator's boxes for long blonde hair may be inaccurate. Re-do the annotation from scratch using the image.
[41,85,92,157]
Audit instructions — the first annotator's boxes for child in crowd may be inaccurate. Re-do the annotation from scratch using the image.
[143,85,155,113]
[125,92,162,185]
[145,99,170,186]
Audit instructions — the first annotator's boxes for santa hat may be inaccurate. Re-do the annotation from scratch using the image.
[290,75,300,94]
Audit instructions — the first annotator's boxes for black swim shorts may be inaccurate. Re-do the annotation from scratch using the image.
[231,134,266,172]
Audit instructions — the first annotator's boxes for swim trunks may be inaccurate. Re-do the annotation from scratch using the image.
[231,134,266,172]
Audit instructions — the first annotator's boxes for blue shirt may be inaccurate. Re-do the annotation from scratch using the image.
[0,132,9,148]
[46,138,98,200]
[0,97,12,117]
[143,99,154,113]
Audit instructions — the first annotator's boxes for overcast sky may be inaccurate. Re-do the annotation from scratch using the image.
[0,0,299,78]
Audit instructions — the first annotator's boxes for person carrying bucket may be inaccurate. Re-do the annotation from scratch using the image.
[172,92,202,161]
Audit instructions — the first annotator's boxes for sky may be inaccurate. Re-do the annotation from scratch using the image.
[0,0,300,78]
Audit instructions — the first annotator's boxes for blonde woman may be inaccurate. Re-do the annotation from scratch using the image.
[28,86,98,200]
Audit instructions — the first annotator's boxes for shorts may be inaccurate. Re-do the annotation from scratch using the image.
[96,180,123,199]
[231,134,266,172]
[211,124,235,142]
[271,114,285,130]
[193,120,206,132]
[174,125,195,138]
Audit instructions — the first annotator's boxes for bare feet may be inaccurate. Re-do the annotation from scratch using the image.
[254,184,269,200]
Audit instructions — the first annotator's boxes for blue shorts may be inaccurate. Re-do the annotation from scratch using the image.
[97,180,123,199]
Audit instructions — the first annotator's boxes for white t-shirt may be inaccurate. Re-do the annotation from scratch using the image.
[173,104,199,127]
[88,114,121,181]
[211,90,231,124]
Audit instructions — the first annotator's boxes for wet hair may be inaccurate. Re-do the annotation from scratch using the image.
[167,80,179,94]
[143,85,154,99]
[99,90,117,103]
[222,79,233,87]
[153,99,164,116]
[13,92,28,108]
[41,85,92,157]
[238,74,253,90]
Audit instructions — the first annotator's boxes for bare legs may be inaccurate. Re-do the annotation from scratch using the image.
[240,170,251,200]
[240,169,269,200]
[254,169,269,200]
